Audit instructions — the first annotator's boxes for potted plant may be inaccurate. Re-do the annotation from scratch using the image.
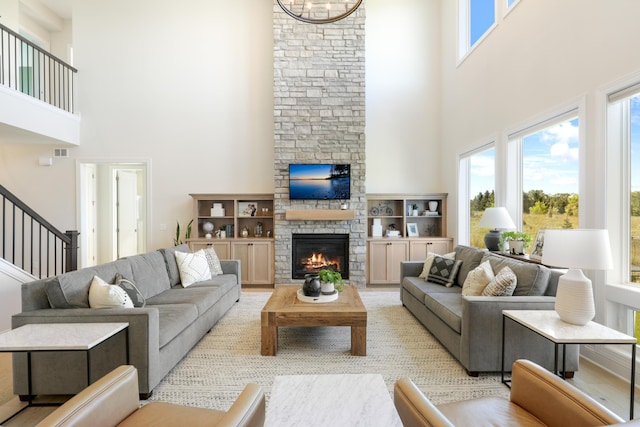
[173,219,193,246]
[411,204,419,216]
[317,269,344,294]
[500,231,532,255]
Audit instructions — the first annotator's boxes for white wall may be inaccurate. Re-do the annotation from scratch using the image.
[440,0,640,239]
[0,0,443,251]
[0,0,19,29]
[0,259,35,332]
[366,0,442,193]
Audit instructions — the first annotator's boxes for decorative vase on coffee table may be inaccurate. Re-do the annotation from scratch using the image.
[303,274,321,297]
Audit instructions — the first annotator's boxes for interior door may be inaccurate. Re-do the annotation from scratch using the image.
[116,170,139,258]
[80,164,97,267]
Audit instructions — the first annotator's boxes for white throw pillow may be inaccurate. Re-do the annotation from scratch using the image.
[419,251,456,280]
[175,250,212,287]
[203,247,223,276]
[89,275,134,308]
[462,260,495,296]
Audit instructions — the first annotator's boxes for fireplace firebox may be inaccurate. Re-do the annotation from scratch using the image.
[292,234,349,279]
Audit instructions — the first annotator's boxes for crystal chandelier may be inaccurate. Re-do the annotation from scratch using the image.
[276,0,363,24]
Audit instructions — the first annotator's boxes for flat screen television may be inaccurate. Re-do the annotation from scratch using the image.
[289,164,351,200]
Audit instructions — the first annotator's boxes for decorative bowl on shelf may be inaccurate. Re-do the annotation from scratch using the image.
[386,230,401,237]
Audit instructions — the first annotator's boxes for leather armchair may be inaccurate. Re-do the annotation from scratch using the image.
[394,359,632,426]
[36,365,265,427]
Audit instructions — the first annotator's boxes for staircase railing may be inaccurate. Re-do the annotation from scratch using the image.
[0,184,78,278]
[0,22,77,113]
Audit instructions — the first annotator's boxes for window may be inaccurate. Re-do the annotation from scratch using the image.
[508,114,580,241]
[506,0,518,8]
[606,82,640,341]
[458,144,495,247]
[470,0,495,46]
[607,85,640,286]
[458,0,496,60]
[630,95,640,284]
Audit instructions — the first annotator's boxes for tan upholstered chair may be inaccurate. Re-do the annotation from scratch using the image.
[37,365,265,427]
[394,359,638,427]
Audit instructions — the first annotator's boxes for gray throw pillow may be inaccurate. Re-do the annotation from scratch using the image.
[428,255,463,287]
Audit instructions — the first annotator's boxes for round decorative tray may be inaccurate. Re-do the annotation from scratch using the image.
[296,288,339,303]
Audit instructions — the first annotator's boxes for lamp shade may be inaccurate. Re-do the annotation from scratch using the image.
[477,207,516,230]
[542,229,612,326]
[541,229,613,270]
[477,207,516,251]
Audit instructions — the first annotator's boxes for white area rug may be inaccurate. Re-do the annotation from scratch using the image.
[148,291,509,410]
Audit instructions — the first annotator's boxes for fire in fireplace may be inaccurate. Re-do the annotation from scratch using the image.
[292,233,349,279]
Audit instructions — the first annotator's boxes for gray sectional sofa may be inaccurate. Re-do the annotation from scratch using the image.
[400,245,579,375]
[11,244,240,397]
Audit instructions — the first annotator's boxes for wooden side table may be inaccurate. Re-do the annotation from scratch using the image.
[502,310,636,420]
[0,322,129,424]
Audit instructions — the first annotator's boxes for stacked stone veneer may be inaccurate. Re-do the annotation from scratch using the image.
[272,2,366,287]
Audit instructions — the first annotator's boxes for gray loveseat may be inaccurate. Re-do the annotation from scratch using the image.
[400,245,579,375]
[11,244,240,397]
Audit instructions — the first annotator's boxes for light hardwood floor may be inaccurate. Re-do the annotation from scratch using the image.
[0,351,639,425]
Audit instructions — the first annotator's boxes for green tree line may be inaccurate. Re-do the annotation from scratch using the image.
[470,190,579,217]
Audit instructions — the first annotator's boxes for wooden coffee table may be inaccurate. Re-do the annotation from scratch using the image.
[261,285,367,356]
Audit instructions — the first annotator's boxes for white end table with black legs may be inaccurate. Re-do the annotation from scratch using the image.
[0,322,129,424]
[502,310,636,420]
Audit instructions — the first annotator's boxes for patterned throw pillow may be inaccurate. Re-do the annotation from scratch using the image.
[203,247,223,276]
[419,251,456,279]
[427,255,463,287]
[89,275,134,308]
[481,266,517,296]
[115,273,146,307]
[174,250,212,287]
[462,260,494,296]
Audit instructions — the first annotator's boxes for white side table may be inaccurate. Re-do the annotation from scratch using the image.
[502,310,636,419]
[265,374,402,427]
[0,322,129,424]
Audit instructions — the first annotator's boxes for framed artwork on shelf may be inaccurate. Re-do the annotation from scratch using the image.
[238,202,258,217]
[530,230,545,261]
[406,223,419,237]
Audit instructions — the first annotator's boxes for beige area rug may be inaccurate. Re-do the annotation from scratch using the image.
[148,291,509,410]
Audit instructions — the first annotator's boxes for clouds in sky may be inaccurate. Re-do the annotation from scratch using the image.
[470,151,495,177]
[522,118,579,194]
[544,121,579,162]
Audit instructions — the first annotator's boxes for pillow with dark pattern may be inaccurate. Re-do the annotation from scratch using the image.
[428,255,463,287]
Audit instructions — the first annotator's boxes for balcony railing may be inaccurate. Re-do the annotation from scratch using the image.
[0,184,78,278]
[0,22,77,113]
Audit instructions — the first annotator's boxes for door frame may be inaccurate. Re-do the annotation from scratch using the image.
[76,159,151,267]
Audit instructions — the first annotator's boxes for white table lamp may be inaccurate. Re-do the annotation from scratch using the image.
[541,229,613,326]
[477,207,516,251]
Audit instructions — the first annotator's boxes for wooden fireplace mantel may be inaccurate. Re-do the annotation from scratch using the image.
[285,209,355,221]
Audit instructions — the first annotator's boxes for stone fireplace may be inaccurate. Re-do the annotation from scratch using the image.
[291,233,349,279]
[272,2,366,287]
